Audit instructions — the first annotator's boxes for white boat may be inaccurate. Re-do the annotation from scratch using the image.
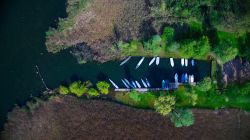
[121,79,129,88]
[190,75,194,83]
[135,81,141,88]
[149,57,156,66]
[109,79,119,89]
[145,78,151,87]
[181,58,184,66]
[124,79,133,88]
[141,79,147,88]
[174,73,178,83]
[120,56,131,66]
[185,59,188,67]
[131,81,137,88]
[156,57,160,65]
[135,57,145,69]
[170,58,174,67]
[191,59,195,66]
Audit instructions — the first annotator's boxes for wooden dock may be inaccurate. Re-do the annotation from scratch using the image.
[114,83,196,92]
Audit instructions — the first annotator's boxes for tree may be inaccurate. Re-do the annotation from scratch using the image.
[88,88,99,97]
[69,81,91,97]
[170,109,194,127]
[213,31,239,64]
[129,90,141,102]
[154,96,176,116]
[58,85,69,95]
[162,27,174,44]
[196,77,212,92]
[96,81,110,95]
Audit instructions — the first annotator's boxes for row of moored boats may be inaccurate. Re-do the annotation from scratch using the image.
[109,78,151,89]
[120,56,195,69]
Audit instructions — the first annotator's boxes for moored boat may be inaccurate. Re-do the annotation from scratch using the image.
[124,79,132,88]
[191,59,195,66]
[174,73,178,83]
[185,59,188,67]
[145,78,151,87]
[149,57,156,66]
[162,80,165,88]
[190,75,194,83]
[181,58,184,66]
[121,79,129,88]
[141,79,148,88]
[132,80,137,88]
[181,74,185,83]
[135,57,145,69]
[109,79,119,89]
[165,80,169,89]
[120,56,131,66]
[156,57,160,65]
[170,58,174,67]
[135,81,141,88]
[185,73,188,83]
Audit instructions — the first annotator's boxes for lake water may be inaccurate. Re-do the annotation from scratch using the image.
[0,0,211,129]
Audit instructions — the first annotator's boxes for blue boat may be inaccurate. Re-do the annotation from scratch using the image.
[165,80,170,89]
[162,80,165,88]
[185,73,188,83]
[191,59,195,66]
[121,79,129,88]
[181,74,185,83]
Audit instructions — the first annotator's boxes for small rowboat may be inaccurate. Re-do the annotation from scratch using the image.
[120,56,131,66]
[135,81,141,88]
[145,78,151,87]
[109,79,119,89]
[156,57,160,65]
[170,58,174,67]
[181,58,184,66]
[174,73,178,83]
[141,79,148,88]
[121,79,129,88]
[135,57,145,69]
[149,57,156,66]
[185,59,188,67]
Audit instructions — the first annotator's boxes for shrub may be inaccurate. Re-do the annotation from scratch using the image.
[58,85,69,95]
[96,81,110,95]
[128,90,141,102]
[154,95,176,116]
[88,88,99,97]
[69,81,90,97]
[196,77,212,92]
[170,109,194,127]
[213,31,239,64]
[162,27,174,44]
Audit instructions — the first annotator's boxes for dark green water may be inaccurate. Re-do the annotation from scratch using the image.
[0,0,211,129]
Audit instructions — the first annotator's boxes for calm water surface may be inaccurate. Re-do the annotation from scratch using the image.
[0,0,211,129]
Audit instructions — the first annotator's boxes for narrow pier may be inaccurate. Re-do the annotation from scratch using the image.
[114,83,196,92]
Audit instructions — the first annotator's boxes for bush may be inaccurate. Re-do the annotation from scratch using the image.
[69,81,91,97]
[170,109,194,127]
[196,77,212,92]
[58,85,69,95]
[162,27,174,44]
[96,81,110,95]
[154,95,176,116]
[128,90,142,102]
[179,36,210,58]
[213,31,239,64]
[88,88,99,97]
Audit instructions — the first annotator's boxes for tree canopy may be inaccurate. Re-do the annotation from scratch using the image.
[196,77,212,92]
[170,109,194,127]
[96,81,110,95]
[154,95,176,116]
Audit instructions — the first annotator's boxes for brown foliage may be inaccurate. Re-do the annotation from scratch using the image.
[2,96,250,140]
